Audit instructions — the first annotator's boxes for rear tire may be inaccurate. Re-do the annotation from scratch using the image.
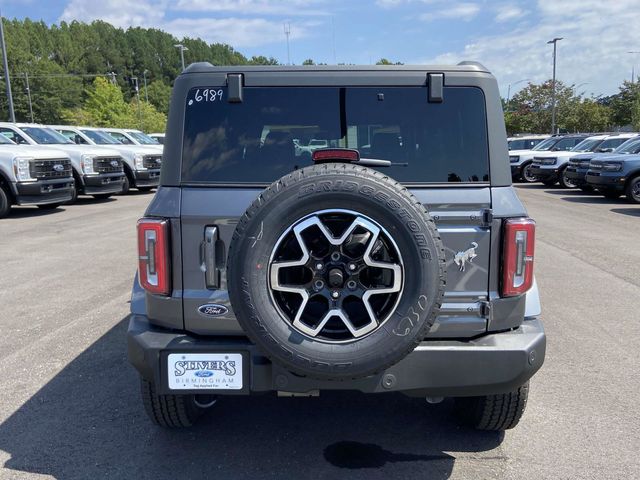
[454,383,529,431]
[140,377,216,428]
[625,176,640,204]
[0,185,11,218]
[121,174,131,195]
[65,182,79,205]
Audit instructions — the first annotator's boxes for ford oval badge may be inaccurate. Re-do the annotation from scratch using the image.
[198,304,228,317]
[194,370,213,378]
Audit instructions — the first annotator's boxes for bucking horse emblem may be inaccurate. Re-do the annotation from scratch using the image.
[454,242,478,272]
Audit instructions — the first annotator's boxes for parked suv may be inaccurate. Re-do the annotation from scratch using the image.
[565,136,640,191]
[507,134,549,151]
[529,133,636,188]
[128,63,545,431]
[509,134,587,183]
[51,125,162,193]
[0,133,73,217]
[585,152,640,203]
[0,123,125,202]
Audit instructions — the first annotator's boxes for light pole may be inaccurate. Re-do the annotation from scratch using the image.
[628,51,640,83]
[142,69,149,103]
[506,78,529,110]
[547,37,563,134]
[0,9,15,122]
[174,44,188,71]
[24,72,33,122]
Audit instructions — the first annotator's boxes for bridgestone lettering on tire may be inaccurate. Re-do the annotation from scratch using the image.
[227,163,446,380]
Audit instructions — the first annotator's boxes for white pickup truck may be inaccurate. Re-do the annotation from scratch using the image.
[0,133,73,217]
[52,126,163,193]
[0,123,126,203]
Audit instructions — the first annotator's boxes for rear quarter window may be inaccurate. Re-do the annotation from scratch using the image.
[181,86,489,185]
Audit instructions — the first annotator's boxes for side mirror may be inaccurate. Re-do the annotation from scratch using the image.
[598,147,614,153]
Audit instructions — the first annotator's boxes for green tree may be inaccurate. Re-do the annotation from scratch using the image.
[602,81,640,127]
[145,80,172,114]
[82,76,131,126]
[302,58,315,65]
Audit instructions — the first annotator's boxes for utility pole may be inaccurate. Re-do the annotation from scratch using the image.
[132,76,142,131]
[174,44,188,71]
[24,72,33,122]
[143,69,149,103]
[0,9,15,122]
[283,23,291,65]
[547,37,563,134]
[628,51,640,83]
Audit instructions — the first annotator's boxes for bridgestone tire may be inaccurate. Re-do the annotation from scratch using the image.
[227,163,446,380]
[140,378,215,428]
[454,383,529,431]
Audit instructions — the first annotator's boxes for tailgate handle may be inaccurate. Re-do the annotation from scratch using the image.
[204,226,219,288]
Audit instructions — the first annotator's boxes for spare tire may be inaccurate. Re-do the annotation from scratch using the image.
[228,163,445,380]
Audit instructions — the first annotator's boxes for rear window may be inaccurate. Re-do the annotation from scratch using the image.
[181,86,489,184]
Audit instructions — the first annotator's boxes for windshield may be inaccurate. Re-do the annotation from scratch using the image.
[128,131,159,145]
[533,137,557,151]
[182,86,490,184]
[615,138,640,154]
[572,138,602,152]
[22,127,74,145]
[598,137,631,151]
[81,129,120,145]
[0,133,15,144]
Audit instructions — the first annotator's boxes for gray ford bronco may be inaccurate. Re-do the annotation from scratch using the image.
[128,63,545,431]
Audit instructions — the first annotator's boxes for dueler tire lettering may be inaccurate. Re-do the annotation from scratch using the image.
[227,163,446,380]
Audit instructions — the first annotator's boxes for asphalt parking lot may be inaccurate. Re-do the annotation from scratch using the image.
[1,186,639,480]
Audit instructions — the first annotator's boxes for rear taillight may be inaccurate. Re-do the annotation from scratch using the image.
[502,217,535,297]
[137,218,170,295]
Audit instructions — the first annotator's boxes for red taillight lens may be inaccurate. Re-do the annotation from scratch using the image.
[502,217,535,297]
[137,218,170,295]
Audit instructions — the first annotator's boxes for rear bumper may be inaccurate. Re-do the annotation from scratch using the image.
[585,172,625,191]
[83,173,125,194]
[12,178,74,205]
[133,169,160,187]
[127,314,546,397]
[564,167,588,186]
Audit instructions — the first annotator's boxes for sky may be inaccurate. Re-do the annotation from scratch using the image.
[3,0,640,98]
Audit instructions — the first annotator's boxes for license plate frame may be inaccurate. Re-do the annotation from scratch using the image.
[165,352,247,392]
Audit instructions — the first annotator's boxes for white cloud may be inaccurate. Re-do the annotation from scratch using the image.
[59,0,167,28]
[495,4,525,23]
[418,0,640,97]
[58,0,320,48]
[172,0,328,16]
[419,3,480,22]
[163,17,318,47]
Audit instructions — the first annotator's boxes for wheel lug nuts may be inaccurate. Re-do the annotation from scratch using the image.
[347,280,357,290]
[314,280,324,291]
[331,252,341,261]
[331,291,340,299]
[315,263,323,271]
[348,263,357,271]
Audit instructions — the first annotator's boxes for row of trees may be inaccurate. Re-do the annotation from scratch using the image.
[504,80,640,135]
